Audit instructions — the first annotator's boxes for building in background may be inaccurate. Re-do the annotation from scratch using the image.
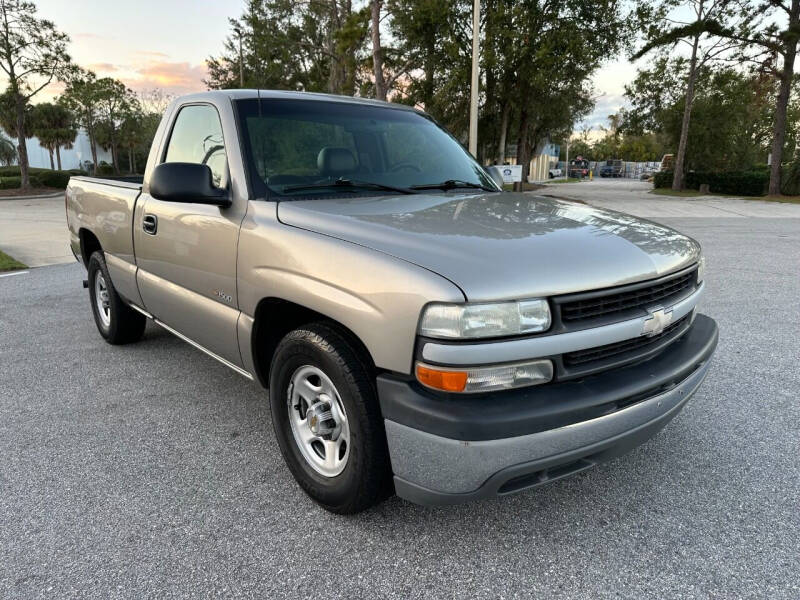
[528,141,560,182]
[496,138,561,182]
[2,129,112,171]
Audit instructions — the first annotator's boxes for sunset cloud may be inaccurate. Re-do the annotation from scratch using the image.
[134,50,170,59]
[121,60,208,95]
[74,32,107,40]
[86,62,118,73]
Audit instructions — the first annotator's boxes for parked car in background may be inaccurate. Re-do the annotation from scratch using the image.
[548,166,563,179]
[65,90,717,514]
[568,157,590,178]
[600,159,624,178]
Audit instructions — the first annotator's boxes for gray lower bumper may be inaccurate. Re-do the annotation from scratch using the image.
[387,357,712,506]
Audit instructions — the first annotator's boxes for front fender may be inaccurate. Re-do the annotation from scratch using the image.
[237,201,465,374]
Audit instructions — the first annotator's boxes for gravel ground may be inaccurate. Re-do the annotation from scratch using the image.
[1,217,798,599]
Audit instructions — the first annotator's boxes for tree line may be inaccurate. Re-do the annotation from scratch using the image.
[208,0,800,195]
[0,0,169,189]
[1,0,796,194]
[206,0,642,185]
[565,60,798,173]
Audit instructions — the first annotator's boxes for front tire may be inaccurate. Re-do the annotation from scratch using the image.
[87,251,146,344]
[269,323,392,514]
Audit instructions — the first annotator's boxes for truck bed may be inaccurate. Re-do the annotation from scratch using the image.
[74,175,143,189]
[66,175,144,305]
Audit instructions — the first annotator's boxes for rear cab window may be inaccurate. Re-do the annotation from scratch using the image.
[164,104,228,187]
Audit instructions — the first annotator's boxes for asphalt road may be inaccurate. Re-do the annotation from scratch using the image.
[539,178,800,219]
[1,217,799,599]
[0,194,73,267]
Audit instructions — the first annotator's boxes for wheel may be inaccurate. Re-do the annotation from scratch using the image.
[87,251,146,344]
[269,323,392,514]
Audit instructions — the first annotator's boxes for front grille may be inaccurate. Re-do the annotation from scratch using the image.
[559,269,696,323]
[564,314,690,367]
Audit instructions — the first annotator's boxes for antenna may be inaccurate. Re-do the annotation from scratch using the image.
[257,87,262,118]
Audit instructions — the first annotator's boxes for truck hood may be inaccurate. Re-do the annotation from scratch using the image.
[277,192,700,301]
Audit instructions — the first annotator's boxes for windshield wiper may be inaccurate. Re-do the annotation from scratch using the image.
[410,179,496,192]
[282,178,416,195]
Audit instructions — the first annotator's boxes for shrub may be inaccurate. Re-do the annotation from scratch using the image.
[0,169,74,189]
[652,169,768,196]
[96,162,115,175]
[0,176,21,189]
[653,170,673,188]
[781,161,800,195]
[687,170,768,196]
[36,170,71,189]
[0,166,64,177]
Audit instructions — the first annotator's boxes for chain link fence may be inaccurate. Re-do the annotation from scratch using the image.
[556,161,663,180]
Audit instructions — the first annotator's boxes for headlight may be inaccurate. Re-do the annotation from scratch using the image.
[696,255,705,283]
[419,299,551,339]
[416,359,554,393]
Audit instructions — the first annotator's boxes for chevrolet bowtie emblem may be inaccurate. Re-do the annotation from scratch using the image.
[642,307,673,337]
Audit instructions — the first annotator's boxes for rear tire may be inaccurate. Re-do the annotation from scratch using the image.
[87,251,146,344]
[269,322,392,514]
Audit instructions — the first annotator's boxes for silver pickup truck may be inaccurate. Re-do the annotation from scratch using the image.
[66,90,718,514]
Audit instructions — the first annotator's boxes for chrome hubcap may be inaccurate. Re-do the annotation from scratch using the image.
[287,365,350,477]
[94,273,111,327]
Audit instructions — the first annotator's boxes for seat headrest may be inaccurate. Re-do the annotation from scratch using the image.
[317,147,358,176]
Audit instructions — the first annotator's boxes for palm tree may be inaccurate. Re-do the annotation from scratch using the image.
[30,102,76,170]
[632,0,737,190]
[119,110,146,173]
[0,133,16,165]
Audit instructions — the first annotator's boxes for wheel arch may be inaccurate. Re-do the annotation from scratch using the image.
[78,228,102,267]
[250,297,378,389]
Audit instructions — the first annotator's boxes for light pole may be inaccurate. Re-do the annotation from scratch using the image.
[468,0,480,158]
[234,25,244,88]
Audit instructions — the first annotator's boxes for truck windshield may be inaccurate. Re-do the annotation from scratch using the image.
[235,98,498,198]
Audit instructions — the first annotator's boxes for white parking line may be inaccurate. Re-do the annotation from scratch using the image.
[0,270,29,278]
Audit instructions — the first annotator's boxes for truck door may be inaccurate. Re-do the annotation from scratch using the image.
[134,103,247,368]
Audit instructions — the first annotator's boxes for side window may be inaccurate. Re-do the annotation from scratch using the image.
[164,105,227,187]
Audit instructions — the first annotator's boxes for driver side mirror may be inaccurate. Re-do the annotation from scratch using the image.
[149,162,230,207]
[486,166,506,189]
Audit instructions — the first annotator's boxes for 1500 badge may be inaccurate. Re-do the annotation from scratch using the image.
[213,289,233,303]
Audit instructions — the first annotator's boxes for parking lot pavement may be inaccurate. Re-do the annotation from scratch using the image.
[0,195,73,267]
[539,178,800,219]
[1,217,799,599]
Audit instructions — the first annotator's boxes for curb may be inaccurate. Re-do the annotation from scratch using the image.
[0,191,64,201]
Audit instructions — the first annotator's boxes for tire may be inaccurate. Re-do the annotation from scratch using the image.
[269,322,392,514]
[87,251,146,344]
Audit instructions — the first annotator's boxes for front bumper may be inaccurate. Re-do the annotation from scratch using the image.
[378,314,718,506]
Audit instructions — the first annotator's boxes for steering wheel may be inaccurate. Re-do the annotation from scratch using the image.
[201,144,225,166]
[389,162,422,173]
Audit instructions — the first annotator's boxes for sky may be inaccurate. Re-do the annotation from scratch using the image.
[29,0,634,136]
[33,0,237,97]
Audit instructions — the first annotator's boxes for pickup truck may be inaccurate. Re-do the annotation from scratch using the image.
[600,159,625,178]
[66,90,718,514]
[568,157,591,179]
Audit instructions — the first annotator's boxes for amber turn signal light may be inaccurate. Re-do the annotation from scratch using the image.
[415,364,468,392]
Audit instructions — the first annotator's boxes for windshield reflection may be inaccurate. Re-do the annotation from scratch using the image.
[235,98,498,198]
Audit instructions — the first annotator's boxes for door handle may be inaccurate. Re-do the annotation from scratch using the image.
[143,214,158,235]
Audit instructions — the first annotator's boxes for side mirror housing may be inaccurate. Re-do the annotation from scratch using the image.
[486,166,506,189]
[149,162,230,207]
